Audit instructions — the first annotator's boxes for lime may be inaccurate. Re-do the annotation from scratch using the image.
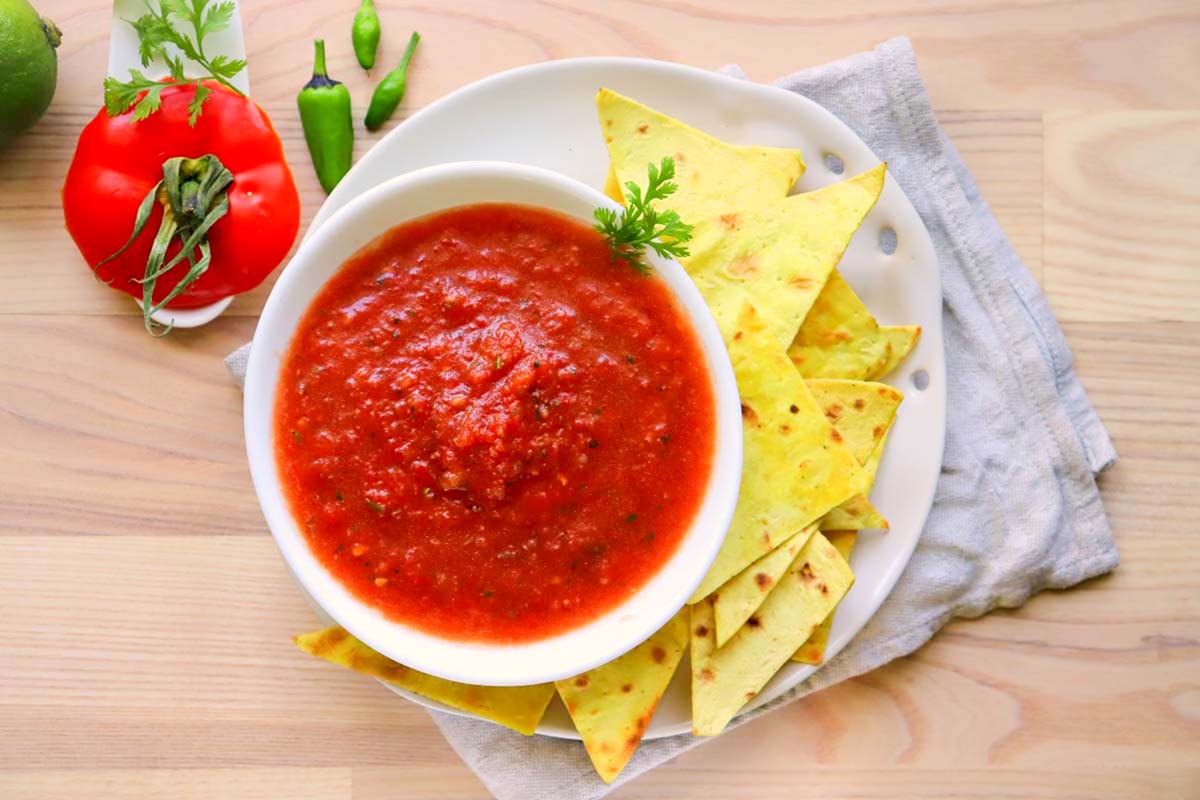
[0,0,60,147]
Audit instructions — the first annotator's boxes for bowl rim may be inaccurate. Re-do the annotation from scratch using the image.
[244,160,743,686]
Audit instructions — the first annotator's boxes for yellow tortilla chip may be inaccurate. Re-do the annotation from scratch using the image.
[683,164,888,350]
[688,303,861,603]
[793,530,857,664]
[821,425,893,530]
[868,325,922,380]
[808,380,900,531]
[691,531,855,735]
[294,627,554,736]
[597,89,803,226]
[712,523,817,647]
[788,270,891,379]
[807,379,902,463]
[555,610,688,783]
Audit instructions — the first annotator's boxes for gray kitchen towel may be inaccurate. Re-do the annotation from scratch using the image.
[226,36,1117,800]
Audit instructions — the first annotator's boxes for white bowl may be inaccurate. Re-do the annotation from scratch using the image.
[244,161,743,686]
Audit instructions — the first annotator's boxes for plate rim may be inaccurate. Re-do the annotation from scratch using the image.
[297,55,947,740]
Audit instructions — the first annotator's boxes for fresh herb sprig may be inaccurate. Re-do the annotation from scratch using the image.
[104,0,247,125]
[594,157,694,275]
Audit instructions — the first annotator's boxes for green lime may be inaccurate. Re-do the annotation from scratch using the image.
[0,0,60,147]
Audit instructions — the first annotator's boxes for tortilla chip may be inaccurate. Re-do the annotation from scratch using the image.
[807,379,902,463]
[788,270,890,379]
[793,530,857,664]
[691,531,855,735]
[603,147,802,207]
[597,89,803,226]
[683,164,888,350]
[688,303,861,603]
[821,425,893,530]
[294,627,554,736]
[712,523,817,647]
[867,325,922,380]
[555,610,689,783]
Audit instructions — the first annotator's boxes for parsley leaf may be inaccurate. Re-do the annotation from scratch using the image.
[593,157,694,275]
[105,0,246,125]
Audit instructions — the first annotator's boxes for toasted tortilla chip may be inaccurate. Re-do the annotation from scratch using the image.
[821,425,893,530]
[807,380,900,531]
[712,523,817,647]
[294,627,554,736]
[867,325,922,380]
[807,379,902,463]
[788,270,890,379]
[597,89,803,226]
[688,303,861,603]
[691,531,855,735]
[683,165,888,350]
[603,147,803,207]
[555,610,688,783]
[793,530,857,664]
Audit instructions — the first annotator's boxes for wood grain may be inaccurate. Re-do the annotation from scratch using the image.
[3,1,1199,798]
[1044,111,1200,322]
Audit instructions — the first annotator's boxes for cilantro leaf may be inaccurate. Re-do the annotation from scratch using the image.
[593,157,694,275]
[103,0,246,126]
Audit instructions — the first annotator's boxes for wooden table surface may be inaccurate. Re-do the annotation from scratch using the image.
[2,1,1198,798]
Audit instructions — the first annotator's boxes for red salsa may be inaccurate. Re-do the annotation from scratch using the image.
[275,204,715,642]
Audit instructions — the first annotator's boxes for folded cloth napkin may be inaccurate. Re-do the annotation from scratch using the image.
[226,35,1117,800]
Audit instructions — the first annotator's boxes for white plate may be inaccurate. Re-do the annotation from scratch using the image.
[302,57,946,739]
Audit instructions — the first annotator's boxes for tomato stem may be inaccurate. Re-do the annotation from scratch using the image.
[95,154,233,336]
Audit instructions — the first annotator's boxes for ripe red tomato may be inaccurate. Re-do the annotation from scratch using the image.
[63,82,300,311]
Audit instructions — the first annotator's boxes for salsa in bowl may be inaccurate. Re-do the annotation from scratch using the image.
[245,162,741,686]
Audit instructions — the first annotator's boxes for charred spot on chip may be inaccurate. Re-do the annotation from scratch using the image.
[830,428,844,443]
[308,626,349,656]
[621,683,633,693]
[698,667,716,682]
[789,404,799,414]
[636,123,649,134]
[790,275,814,289]
[754,572,773,590]
[719,212,740,230]
[854,398,866,410]
[725,253,761,279]
[695,624,710,638]
[818,582,829,595]
[824,402,842,422]
[650,646,667,663]
[746,616,762,628]
[740,403,760,426]
[734,330,744,340]
[798,563,816,583]
[574,675,589,688]
[780,424,791,434]
[745,691,757,701]
[873,424,885,438]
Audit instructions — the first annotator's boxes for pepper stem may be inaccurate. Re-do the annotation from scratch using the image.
[397,31,420,74]
[94,154,233,336]
[312,39,328,78]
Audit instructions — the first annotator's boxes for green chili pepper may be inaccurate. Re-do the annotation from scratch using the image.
[297,39,354,194]
[365,31,420,132]
[351,0,381,70]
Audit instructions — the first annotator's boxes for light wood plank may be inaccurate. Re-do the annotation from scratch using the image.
[0,769,351,800]
[0,316,263,536]
[1045,111,1200,322]
[40,0,1200,110]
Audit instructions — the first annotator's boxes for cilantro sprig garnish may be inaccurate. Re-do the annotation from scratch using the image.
[594,157,694,275]
[103,0,247,125]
